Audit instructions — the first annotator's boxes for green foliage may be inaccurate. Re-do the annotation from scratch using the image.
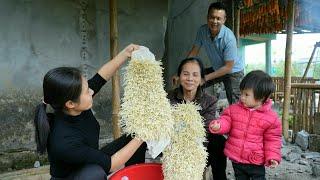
[271,60,304,77]
[311,62,320,79]
[246,59,320,79]
[245,63,265,74]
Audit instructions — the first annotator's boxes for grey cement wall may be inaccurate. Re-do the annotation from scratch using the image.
[0,0,167,172]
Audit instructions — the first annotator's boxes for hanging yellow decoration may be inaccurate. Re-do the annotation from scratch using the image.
[162,102,207,180]
[120,50,174,141]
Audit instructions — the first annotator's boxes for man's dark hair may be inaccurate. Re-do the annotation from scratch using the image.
[240,70,275,103]
[208,2,227,16]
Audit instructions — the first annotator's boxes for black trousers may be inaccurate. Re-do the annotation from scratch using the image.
[204,67,243,105]
[51,135,147,180]
[207,133,227,180]
[232,162,266,180]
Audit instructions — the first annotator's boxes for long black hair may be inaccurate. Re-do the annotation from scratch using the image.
[34,67,83,154]
[240,70,275,103]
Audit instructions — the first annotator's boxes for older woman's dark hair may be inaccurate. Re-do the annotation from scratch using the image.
[177,57,205,80]
[240,70,275,103]
[34,67,83,154]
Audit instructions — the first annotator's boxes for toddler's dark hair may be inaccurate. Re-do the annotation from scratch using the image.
[240,70,275,103]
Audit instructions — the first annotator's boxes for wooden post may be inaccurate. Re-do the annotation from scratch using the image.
[282,0,295,141]
[109,0,121,139]
[235,3,240,47]
[231,0,235,32]
[266,40,272,75]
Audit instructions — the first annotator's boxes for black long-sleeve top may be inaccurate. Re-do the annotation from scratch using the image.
[47,73,109,178]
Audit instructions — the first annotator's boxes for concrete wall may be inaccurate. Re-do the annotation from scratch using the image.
[0,0,167,172]
[0,0,167,89]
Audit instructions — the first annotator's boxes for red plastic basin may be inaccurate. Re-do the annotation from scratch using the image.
[109,163,164,180]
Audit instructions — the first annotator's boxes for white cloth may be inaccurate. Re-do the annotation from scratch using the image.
[146,139,170,159]
[131,46,156,61]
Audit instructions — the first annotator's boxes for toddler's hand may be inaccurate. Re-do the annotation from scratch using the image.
[269,160,279,168]
[210,121,220,131]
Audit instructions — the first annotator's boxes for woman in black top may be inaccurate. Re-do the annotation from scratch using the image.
[34,44,146,179]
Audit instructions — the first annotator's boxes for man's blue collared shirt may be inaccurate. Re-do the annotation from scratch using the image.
[194,24,244,73]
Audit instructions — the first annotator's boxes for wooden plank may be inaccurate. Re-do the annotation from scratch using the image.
[292,88,298,134]
[318,92,320,112]
[291,83,320,89]
[315,113,320,134]
[303,90,308,131]
[306,89,310,132]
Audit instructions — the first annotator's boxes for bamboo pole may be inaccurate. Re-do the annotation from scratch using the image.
[282,0,295,141]
[301,42,319,80]
[109,0,121,139]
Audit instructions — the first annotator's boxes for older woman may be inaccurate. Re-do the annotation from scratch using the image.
[167,57,227,180]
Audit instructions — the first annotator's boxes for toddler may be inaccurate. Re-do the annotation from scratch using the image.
[209,70,282,180]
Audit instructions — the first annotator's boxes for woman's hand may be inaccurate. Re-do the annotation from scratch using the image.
[97,44,140,81]
[118,44,140,59]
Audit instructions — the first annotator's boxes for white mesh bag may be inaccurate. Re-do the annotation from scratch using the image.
[120,46,174,145]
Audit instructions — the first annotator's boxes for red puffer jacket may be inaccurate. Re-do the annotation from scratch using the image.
[209,99,282,166]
